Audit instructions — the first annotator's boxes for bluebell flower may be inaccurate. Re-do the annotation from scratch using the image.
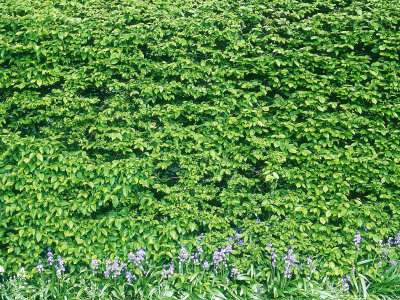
[128,247,146,266]
[342,275,351,291]
[353,231,362,251]
[203,260,210,269]
[283,246,296,278]
[110,260,121,278]
[179,245,189,263]
[266,244,278,268]
[168,264,174,278]
[395,231,400,245]
[284,266,292,278]
[91,259,99,274]
[128,252,135,260]
[230,267,238,277]
[37,260,44,273]
[47,250,54,266]
[55,256,65,276]
[125,271,136,283]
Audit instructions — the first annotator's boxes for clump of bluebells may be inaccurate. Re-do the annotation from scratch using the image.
[283,246,296,279]
[4,228,398,298]
[128,247,146,266]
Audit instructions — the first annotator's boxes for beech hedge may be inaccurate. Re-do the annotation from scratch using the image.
[1,0,400,276]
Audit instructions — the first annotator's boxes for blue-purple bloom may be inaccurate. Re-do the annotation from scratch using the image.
[104,259,122,278]
[161,264,174,279]
[128,247,146,266]
[47,250,54,266]
[37,260,44,273]
[110,260,122,278]
[266,243,277,268]
[56,256,65,275]
[395,231,400,245]
[353,231,362,251]
[91,259,99,274]
[125,271,136,284]
[213,245,232,268]
[390,260,396,266]
[342,275,351,291]
[234,233,245,246]
[179,245,189,263]
[168,264,174,277]
[283,246,296,278]
[203,260,210,269]
[231,267,238,277]
[190,253,200,265]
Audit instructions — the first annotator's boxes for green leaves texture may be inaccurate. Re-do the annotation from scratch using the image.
[1,0,400,276]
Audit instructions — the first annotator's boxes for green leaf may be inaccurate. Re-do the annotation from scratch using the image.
[36,232,42,242]
[189,222,196,232]
[36,153,43,162]
[170,230,178,240]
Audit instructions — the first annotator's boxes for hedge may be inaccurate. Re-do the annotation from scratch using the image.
[1,0,400,276]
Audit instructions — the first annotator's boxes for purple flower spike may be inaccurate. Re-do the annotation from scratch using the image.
[353,231,362,250]
[284,266,292,278]
[342,275,351,291]
[395,231,400,245]
[55,256,65,275]
[231,267,238,277]
[179,245,189,263]
[126,271,136,284]
[282,246,296,278]
[168,264,174,278]
[37,260,44,273]
[203,260,210,269]
[47,250,54,266]
[128,247,146,266]
[91,259,99,274]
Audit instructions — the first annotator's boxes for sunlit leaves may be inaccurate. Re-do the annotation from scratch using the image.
[0,0,400,278]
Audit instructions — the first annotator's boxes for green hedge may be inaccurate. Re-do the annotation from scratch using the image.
[1,0,400,276]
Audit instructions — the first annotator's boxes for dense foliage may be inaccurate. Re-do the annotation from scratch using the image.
[1,0,400,278]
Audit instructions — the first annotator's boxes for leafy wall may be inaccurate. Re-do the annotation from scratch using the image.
[1,0,400,275]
